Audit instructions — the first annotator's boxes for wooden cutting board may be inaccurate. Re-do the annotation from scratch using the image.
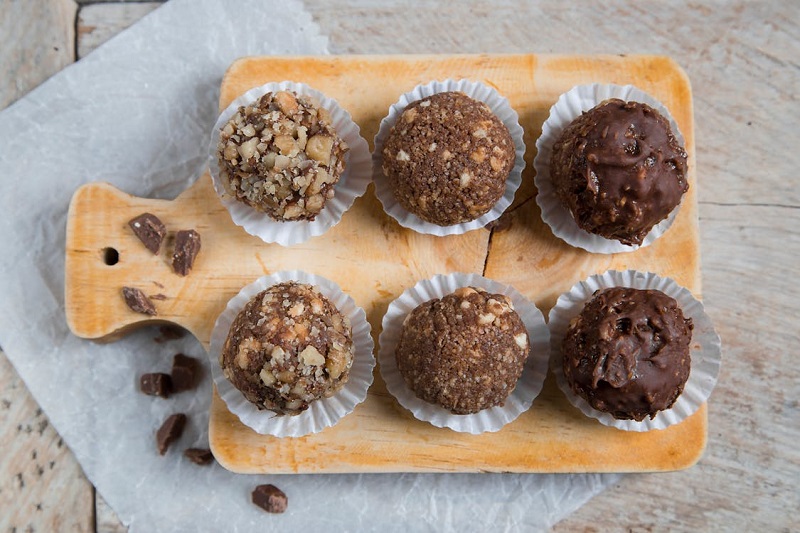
[65,54,703,474]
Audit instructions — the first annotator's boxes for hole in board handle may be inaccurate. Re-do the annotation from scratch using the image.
[102,247,119,265]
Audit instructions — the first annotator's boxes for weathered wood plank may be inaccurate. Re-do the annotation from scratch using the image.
[0,351,94,533]
[77,2,163,59]
[0,1,95,531]
[0,0,76,109]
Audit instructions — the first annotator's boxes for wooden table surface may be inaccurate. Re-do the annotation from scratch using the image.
[1,1,797,531]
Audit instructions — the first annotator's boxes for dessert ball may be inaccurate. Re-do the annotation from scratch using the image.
[395,286,530,414]
[382,91,515,226]
[220,281,354,415]
[550,99,689,246]
[217,91,348,221]
[562,287,693,421]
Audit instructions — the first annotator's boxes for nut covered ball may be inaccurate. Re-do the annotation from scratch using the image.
[217,91,348,221]
[220,282,354,415]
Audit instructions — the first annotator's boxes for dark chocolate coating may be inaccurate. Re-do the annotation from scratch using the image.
[550,99,688,246]
[562,287,693,421]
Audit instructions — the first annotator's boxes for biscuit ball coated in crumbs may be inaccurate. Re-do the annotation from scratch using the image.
[395,287,530,414]
[550,99,688,246]
[220,282,354,415]
[382,91,515,226]
[562,287,693,421]
[217,91,348,221]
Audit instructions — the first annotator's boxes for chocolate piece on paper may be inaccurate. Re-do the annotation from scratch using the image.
[172,229,201,276]
[122,287,157,316]
[184,448,214,465]
[140,373,172,398]
[171,353,199,392]
[252,484,288,514]
[128,213,166,254]
[156,413,186,455]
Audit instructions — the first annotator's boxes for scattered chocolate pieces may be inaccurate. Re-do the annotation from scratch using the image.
[122,287,157,316]
[172,229,201,276]
[252,484,288,514]
[171,353,200,392]
[156,413,186,455]
[140,373,172,398]
[184,448,214,465]
[128,213,166,254]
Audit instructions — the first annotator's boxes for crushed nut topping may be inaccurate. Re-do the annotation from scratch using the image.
[221,282,354,415]
[217,91,349,221]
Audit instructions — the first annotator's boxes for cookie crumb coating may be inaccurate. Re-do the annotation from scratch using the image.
[550,99,688,245]
[217,91,348,221]
[220,282,354,415]
[382,91,515,226]
[562,287,693,421]
[395,286,530,414]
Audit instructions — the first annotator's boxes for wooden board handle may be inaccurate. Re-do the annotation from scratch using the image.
[65,175,235,344]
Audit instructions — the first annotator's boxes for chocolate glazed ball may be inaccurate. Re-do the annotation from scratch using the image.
[562,287,693,421]
[550,99,689,246]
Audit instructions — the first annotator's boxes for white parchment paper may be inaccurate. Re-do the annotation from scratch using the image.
[0,0,619,530]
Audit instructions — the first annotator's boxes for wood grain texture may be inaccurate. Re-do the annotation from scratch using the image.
[64,54,704,474]
[0,0,76,109]
[0,351,93,533]
[76,2,162,59]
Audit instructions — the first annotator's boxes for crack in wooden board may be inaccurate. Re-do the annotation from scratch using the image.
[65,54,704,474]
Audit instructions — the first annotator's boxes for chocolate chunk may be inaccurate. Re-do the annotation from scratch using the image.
[156,413,186,455]
[172,229,201,276]
[140,373,172,398]
[128,213,166,254]
[171,353,199,392]
[122,287,157,316]
[184,448,214,465]
[252,484,288,514]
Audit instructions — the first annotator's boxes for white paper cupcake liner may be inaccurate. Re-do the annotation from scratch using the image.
[379,273,549,434]
[548,270,721,432]
[534,84,688,253]
[208,270,375,438]
[372,79,526,236]
[208,81,372,246]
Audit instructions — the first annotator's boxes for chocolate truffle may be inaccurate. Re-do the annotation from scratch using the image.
[220,282,354,415]
[550,99,689,246]
[217,91,348,221]
[382,91,515,226]
[395,286,529,414]
[562,287,693,421]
